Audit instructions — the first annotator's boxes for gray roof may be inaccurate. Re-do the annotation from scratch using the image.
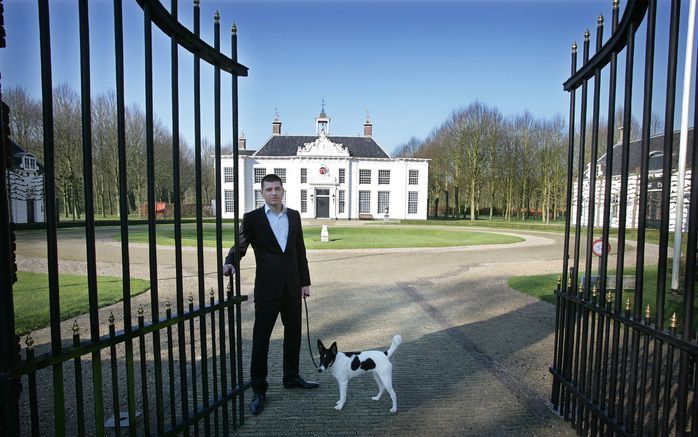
[599,128,694,176]
[254,135,389,158]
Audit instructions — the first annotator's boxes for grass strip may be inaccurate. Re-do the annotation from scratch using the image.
[14,271,150,335]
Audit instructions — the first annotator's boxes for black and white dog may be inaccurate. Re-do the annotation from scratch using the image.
[317,335,402,413]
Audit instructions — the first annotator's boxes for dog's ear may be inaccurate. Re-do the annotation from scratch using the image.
[330,342,337,354]
[317,339,324,351]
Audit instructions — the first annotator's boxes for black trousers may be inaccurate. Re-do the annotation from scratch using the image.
[250,287,302,394]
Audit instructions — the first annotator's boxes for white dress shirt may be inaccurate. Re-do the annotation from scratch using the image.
[264,203,289,252]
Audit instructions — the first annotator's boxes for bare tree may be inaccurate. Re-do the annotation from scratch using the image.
[393,136,422,158]
[4,86,43,159]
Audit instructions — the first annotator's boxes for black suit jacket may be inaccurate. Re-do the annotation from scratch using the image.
[225,206,311,300]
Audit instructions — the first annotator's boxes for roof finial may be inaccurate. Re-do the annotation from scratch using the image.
[274,108,279,121]
[231,22,237,35]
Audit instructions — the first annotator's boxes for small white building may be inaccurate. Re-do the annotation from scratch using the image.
[573,128,692,232]
[220,109,429,220]
[6,139,44,224]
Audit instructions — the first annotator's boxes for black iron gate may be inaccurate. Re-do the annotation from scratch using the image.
[0,0,249,435]
[552,0,698,434]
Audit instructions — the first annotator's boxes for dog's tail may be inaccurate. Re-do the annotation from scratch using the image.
[386,334,403,359]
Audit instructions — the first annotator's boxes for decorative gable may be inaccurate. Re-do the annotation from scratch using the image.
[297,133,350,157]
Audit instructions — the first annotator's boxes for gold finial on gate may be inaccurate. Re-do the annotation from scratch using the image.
[109,311,115,325]
[592,285,598,298]
[232,22,238,35]
[584,29,590,41]
[193,0,200,7]
[25,333,34,351]
[557,276,561,288]
[578,282,583,295]
[645,304,651,320]
[188,294,194,304]
[572,42,578,53]
[598,15,604,26]
[73,320,80,336]
[613,0,620,8]
[626,298,632,313]
[210,287,215,298]
[607,292,614,304]
[138,304,144,317]
[214,10,220,23]
[166,299,172,310]
[670,313,678,329]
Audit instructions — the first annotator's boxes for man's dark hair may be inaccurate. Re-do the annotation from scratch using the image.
[261,173,283,187]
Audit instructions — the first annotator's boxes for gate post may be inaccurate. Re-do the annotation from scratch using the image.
[0,87,21,435]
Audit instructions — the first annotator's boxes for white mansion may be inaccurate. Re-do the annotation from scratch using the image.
[220,109,429,220]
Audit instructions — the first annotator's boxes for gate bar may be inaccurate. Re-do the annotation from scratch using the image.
[112,0,139,434]
[78,0,107,434]
[37,0,67,433]
[213,13,230,435]
[231,21,246,427]
[192,2,212,435]
[143,2,166,433]
[169,0,191,434]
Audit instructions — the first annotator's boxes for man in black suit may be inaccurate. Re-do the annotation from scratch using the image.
[223,173,318,416]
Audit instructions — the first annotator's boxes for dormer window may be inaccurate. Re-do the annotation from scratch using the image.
[23,155,37,171]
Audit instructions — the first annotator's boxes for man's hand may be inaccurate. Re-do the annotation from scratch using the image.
[301,286,311,298]
[223,264,236,276]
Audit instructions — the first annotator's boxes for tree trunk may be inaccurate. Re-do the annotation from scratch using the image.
[470,179,476,222]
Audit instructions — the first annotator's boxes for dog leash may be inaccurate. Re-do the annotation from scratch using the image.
[303,296,319,370]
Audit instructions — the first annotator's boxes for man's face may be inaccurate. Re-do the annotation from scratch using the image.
[261,180,284,207]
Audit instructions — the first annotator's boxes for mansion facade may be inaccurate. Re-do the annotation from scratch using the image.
[220,110,429,220]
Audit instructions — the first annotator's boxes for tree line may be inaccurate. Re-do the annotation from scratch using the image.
[392,101,662,224]
[5,85,223,220]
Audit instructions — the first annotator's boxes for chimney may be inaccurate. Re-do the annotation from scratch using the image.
[363,112,372,137]
[272,108,282,136]
[238,131,246,150]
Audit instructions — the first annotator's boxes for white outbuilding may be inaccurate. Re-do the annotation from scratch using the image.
[220,109,429,220]
[6,138,44,224]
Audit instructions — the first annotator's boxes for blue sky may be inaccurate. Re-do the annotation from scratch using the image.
[0,0,692,154]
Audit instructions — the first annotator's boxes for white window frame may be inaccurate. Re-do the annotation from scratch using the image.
[301,190,307,213]
[301,168,307,184]
[408,191,418,214]
[359,191,371,214]
[409,170,419,185]
[255,190,264,208]
[224,167,234,183]
[254,168,266,184]
[378,191,390,214]
[338,190,345,213]
[378,170,391,185]
[23,155,36,171]
[225,190,234,213]
[339,168,346,184]
[359,169,371,185]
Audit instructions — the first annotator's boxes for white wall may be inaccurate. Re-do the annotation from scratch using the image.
[220,154,429,220]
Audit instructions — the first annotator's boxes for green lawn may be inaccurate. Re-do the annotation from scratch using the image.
[121,223,524,249]
[13,271,150,335]
[508,266,697,332]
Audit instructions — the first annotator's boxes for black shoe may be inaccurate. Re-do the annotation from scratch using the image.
[283,376,319,389]
[250,393,265,415]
